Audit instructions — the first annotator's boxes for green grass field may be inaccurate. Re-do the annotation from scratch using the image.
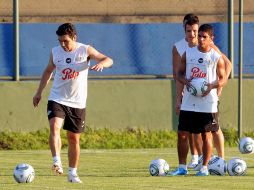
[0,148,253,190]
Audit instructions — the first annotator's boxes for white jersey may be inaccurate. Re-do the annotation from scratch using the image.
[48,42,90,109]
[174,38,188,57]
[181,46,221,113]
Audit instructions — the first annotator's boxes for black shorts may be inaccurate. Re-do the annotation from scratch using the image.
[178,110,219,134]
[47,100,86,133]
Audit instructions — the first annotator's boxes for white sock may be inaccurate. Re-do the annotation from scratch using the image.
[68,167,77,176]
[192,155,199,162]
[53,156,61,164]
[200,165,208,171]
[179,164,187,170]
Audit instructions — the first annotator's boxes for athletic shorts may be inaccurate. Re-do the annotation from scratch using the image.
[47,100,86,133]
[178,110,219,134]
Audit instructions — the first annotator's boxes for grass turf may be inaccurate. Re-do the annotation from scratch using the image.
[0,148,253,190]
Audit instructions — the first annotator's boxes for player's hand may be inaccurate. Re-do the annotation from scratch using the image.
[90,63,104,72]
[217,87,223,97]
[184,77,193,90]
[33,93,41,107]
[202,83,212,97]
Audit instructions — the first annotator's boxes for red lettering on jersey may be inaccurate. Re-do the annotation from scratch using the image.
[191,67,206,78]
[62,68,79,80]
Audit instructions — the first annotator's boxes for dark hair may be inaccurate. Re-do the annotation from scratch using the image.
[56,23,77,38]
[198,24,214,37]
[183,13,199,27]
[184,16,199,31]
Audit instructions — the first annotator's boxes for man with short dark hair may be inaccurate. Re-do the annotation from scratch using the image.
[33,23,113,183]
[176,24,226,176]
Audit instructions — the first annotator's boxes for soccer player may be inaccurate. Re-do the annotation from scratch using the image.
[172,14,232,171]
[176,24,226,176]
[172,14,202,168]
[32,23,113,183]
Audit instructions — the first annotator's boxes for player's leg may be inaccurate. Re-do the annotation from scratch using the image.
[196,131,213,176]
[67,131,82,183]
[49,117,64,174]
[212,103,225,158]
[194,133,203,156]
[64,107,85,183]
[178,130,189,164]
[47,101,65,174]
[170,111,191,176]
[170,130,189,176]
[212,127,225,158]
[196,112,218,176]
[188,133,200,168]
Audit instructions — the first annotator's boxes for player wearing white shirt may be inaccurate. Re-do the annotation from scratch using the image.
[172,14,202,170]
[177,24,226,176]
[33,23,113,183]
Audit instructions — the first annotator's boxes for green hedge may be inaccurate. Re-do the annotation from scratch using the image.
[0,127,253,150]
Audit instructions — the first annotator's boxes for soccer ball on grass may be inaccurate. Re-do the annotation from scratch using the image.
[149,158,169,176]
[13,163,35,183]
[208,156,227,175]
[227,158,247,176]
[239,137,254,154]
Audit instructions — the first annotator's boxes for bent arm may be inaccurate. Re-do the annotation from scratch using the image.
[210,43,232,79]
[88,46,113,71]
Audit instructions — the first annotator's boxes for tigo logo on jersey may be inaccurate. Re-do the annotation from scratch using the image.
[198,58,203,63]
[62,68,79,80]
[66,58,71,64]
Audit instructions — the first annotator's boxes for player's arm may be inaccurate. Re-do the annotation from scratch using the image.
[202,57,226,97]
[210,43,232,96]
[172,45,181,80]
[176,52,190,86]
[33,52,55,107]
[88,46,113,72]
[172,46,184,115]
[210,43,232,79]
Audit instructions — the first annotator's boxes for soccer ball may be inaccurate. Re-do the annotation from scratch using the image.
[239,137,254,154]
[187,78,208,96]
[208,156,227,175]
[149,158,169,176]
[13,163,35,183]
[227,158,247,176]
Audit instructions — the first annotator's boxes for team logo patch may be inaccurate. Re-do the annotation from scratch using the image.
[75,56,85,62]
[66,58,71,64]
[198,58,203,63]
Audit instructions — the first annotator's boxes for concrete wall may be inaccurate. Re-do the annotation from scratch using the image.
[0,79,253,132]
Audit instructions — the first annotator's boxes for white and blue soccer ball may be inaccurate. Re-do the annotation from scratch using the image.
[227,158,247,176]
[149,158,169,176]
[13,163,35,183]
[208,156,227,175]
[239,137,254,154]
[188,78,208,97]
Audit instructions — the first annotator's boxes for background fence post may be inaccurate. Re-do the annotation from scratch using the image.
[238,0,243,138]
[13,0,20,81]
[228,0,234,79]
